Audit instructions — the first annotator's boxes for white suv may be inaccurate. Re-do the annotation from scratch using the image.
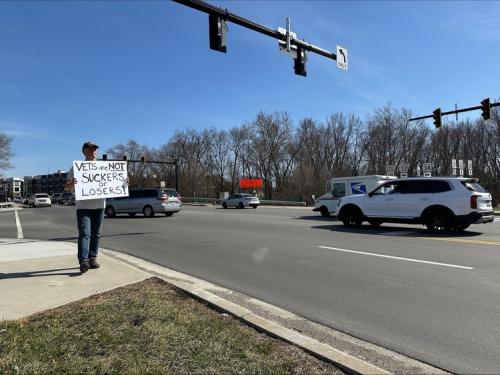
[337,177,494,233]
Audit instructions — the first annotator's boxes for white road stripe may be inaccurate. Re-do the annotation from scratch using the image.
[318,245,473,270]
[14,209,24,239]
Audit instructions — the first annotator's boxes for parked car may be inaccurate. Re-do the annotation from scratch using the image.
[105,188,182,218]
[222,193,260,209]
[51,192,63,204]
[28,193,52,207]
[60,192,75,205]
[337,177,494,233]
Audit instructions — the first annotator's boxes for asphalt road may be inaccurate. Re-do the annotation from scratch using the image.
[4,204,500,373]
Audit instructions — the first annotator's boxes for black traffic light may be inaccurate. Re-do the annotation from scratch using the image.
[102,154,107,161]
[294,45,307,77]
[481,97,491,120]
[209,14,227,53]
[122,155,128,161]
[140,155,145,164]
[432,108,442,128]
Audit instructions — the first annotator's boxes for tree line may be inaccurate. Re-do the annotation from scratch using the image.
[103,104,500,205]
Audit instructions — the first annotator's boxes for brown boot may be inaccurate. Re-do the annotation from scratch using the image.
[79,259,90,274]
[89,257,100,269]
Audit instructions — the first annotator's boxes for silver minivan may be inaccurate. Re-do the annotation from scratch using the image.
[105,188,182,218]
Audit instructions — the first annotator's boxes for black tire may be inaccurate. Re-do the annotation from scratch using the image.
[426,210,453,233]
[368,219,382,227]
[222,202,228,209]
[320,206,330,217]
[238,202,244,209]
[341,206,363,227]
[164,212,174,217]
[105,206,116,218]
[143,205,154,218]
[128,213,136,217]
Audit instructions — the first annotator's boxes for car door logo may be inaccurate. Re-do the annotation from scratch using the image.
[351,182,367,194]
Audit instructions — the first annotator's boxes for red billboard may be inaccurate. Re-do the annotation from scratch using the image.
[239,178,264,189]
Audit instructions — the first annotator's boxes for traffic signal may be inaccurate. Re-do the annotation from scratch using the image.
[122,155,128,161]
[102,154,107,161]
[294,45,307,77]
[209,14,227,53]
[481,98,491,120]
[140,155,145,164]
[432,108,442,128]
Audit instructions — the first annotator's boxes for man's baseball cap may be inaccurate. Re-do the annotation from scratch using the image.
[82,141,99,152]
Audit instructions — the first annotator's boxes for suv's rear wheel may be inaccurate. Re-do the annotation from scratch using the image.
[222,202,228,209]
[143,205,154,218]
[238,202,244,209]
[426,210,453,233]
[105,206,116,218]
[341,206,363,227]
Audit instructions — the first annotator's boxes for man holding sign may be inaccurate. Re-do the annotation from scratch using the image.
[65,141,129,274]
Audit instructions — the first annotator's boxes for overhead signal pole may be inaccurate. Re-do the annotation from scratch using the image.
[172,0,348,76]
[410,98,499,128]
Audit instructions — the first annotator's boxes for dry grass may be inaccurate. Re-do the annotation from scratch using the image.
[0,277,342,374]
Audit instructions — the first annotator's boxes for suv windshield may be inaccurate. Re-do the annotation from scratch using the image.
[461,180,486,192]
[35,194,49,198]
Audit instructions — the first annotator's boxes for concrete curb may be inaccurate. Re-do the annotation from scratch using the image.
[103,248,390,375]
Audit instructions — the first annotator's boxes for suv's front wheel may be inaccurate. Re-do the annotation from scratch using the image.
[341,206,363,227]
[426,210,453,233]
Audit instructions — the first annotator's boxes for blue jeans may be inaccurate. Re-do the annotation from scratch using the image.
[76,209,104,261]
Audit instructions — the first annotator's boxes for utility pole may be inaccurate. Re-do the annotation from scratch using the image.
[173,0,348,76]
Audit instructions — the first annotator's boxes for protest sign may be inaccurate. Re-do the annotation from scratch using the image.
[73,160,129,201]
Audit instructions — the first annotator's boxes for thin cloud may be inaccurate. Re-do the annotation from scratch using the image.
[442,3,500,41]
[0,120,68,142]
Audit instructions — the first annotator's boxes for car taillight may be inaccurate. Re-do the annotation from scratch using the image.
[470,195,478,209]
[158,194,168,201]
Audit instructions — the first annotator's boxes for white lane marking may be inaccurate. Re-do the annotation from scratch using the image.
[14,209,24,239]
[318,245,473,270]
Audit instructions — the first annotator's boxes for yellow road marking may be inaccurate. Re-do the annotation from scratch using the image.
[417,237,500,246]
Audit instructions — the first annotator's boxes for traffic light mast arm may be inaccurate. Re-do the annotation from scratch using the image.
[172,0,337,61]
[409,101,500,122]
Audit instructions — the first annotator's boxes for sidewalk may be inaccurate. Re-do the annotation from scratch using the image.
[0,238,150,320]
[0,237,446,374]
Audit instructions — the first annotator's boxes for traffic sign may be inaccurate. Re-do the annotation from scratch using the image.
[336,45,348,70]
[400,172,408,178]
[398,163,408,172]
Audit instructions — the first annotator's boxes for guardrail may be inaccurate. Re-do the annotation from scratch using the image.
[181,197,307,207]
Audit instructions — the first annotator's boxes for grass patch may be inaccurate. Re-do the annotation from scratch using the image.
[0,277,341,374]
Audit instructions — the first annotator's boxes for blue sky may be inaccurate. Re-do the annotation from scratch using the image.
[1,0,499,177]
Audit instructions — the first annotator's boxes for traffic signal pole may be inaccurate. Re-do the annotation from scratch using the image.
[410,98,499,126]
[100,157,180,192]
[173,0,341,76]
